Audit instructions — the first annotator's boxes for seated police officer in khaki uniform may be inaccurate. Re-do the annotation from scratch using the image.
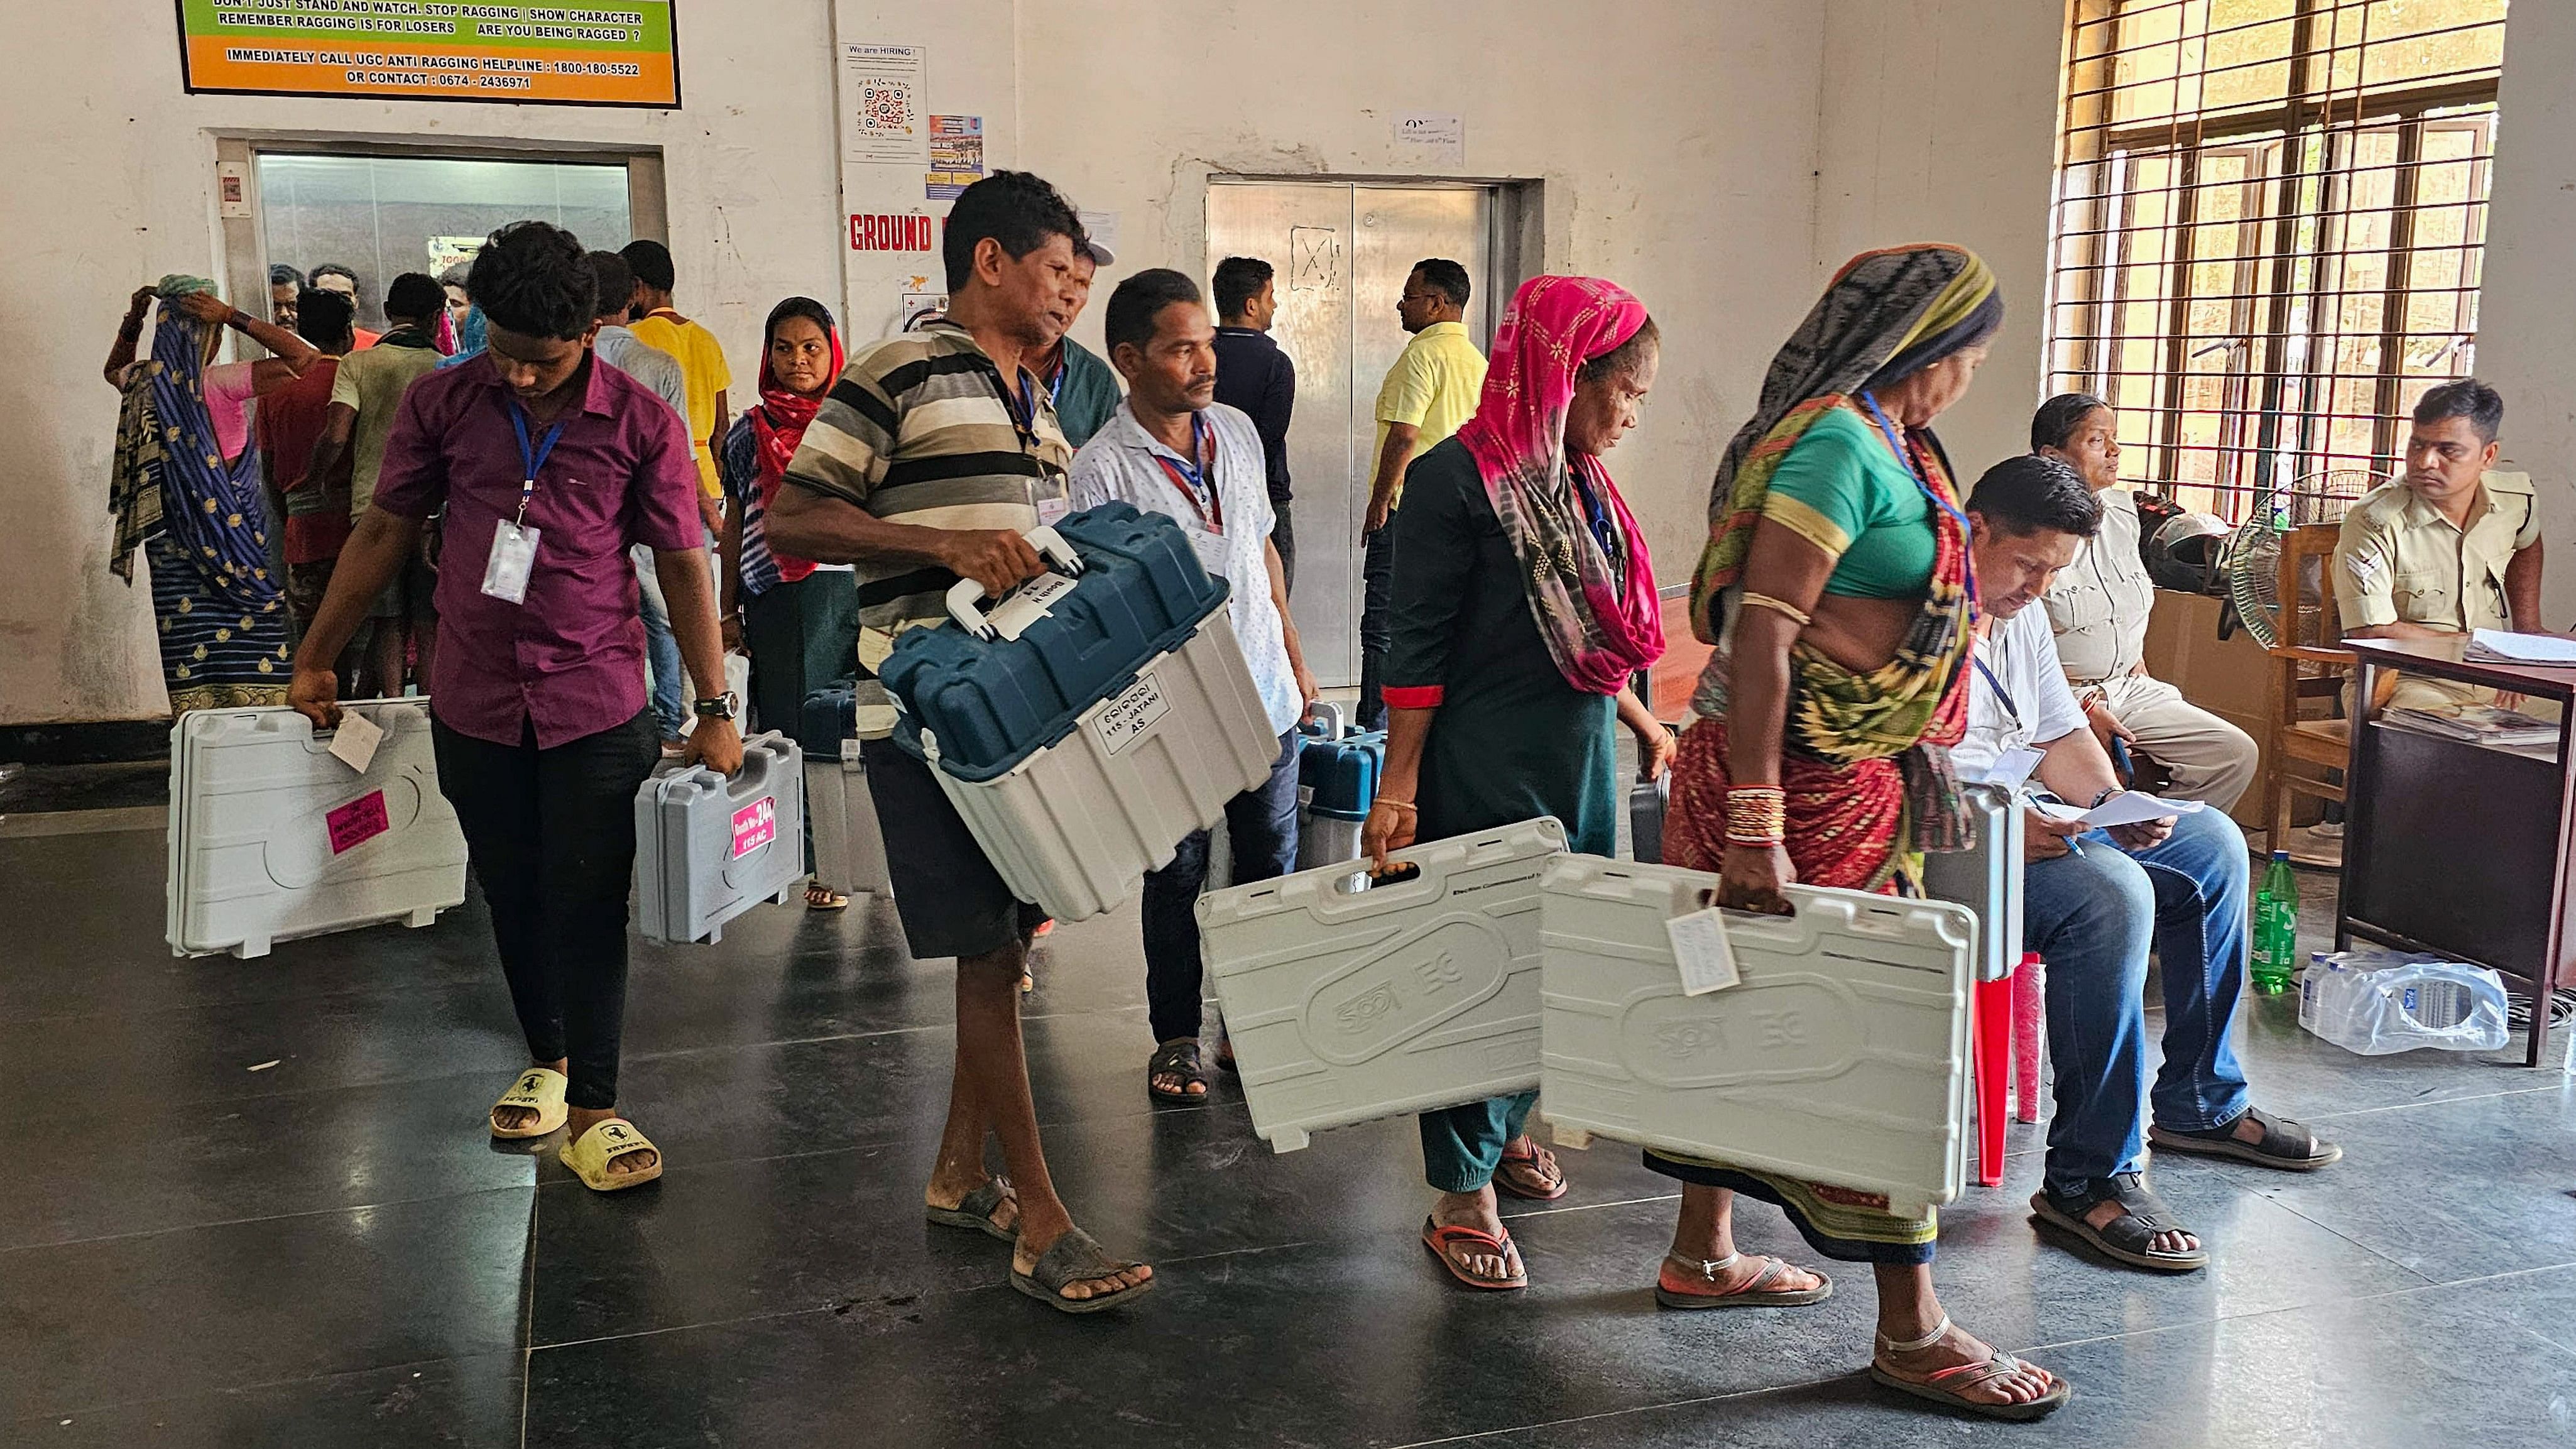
[2333,378,2544,712]
[2034,394,2261,809]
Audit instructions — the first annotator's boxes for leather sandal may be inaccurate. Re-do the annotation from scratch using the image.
[1146,1038,1209,1102]
[1010,1228,1154,1315]
[2031,1173,2206,1272]
[2149,1107,2341,1171]
[924,1176,1017,1242]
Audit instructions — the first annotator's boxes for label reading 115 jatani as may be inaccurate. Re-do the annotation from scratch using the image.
[1093,672,1170,755]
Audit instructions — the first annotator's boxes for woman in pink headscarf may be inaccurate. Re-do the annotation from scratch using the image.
[1360,275,1673,1291]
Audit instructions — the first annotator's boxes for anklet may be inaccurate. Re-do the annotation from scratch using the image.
[1877,1313,1953,1355]
[1665,1250,1741,1277]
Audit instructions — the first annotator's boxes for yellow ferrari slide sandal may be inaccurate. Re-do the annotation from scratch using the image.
[489,1068,569,1140]
[560,1118,663,1192]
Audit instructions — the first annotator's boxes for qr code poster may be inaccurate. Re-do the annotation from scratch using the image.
[841,43,927,166]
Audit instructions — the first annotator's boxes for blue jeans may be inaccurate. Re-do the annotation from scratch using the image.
[1142,728,1302,1043]
[2023,806,2252,1195]
[633,544,685,740]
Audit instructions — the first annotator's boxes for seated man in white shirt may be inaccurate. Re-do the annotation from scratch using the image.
[1954,456,2338,1277]
[1067,268,1318,1105]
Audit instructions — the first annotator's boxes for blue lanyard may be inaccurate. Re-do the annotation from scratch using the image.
[1972,655,2019,726]
[1859,389,1976,602]
[506,399,569,528]
[993,365,1045,446]
[1858,391,1970,533]
[1151,413,1221,530]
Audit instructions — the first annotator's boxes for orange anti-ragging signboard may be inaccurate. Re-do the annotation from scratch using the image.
[177,0,679,108]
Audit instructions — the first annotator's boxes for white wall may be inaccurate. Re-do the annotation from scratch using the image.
[8,0,1850,726]
[1812,0,2068,486]
[0,0,843,725]
[2466,0,2576,622]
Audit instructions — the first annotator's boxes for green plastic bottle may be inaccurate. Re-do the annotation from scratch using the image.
[2252,850,2298,995]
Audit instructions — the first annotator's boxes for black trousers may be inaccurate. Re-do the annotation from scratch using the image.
[432,706,659,1111]
[1270,496,1296,598]
[1142,730,1302,1043]
[1355,523,1397,731]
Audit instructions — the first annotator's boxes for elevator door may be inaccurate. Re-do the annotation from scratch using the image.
[1205,183,1495,686]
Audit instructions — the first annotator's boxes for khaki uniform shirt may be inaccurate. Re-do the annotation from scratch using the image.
[2043,488,2155,686]
[2332,470,2540,633]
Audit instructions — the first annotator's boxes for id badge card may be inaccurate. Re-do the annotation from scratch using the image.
[481,519,540,604]
[1187,525,1230,575]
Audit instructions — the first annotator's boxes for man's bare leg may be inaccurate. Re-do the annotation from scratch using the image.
[924,1025,1017,1234]
[954,939,1150,1303]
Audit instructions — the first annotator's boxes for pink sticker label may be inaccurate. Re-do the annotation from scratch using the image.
[327,790,390,855]
[731,796,777,860]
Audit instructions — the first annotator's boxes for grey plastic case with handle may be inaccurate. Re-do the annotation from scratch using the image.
[635,730,804,945]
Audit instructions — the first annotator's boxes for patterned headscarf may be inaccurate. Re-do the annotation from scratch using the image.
[1453,275,1664,696]
[1689,244,2000,641]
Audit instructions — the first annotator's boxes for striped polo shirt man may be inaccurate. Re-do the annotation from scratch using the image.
[783,319,1074,673]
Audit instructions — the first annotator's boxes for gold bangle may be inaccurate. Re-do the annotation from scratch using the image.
[1377,800,1417,812]
[1740,592,1813,626]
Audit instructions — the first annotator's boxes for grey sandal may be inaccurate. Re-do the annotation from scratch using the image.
[2149,1107,2341,1171]
[2031,1173,2207,1272]
[1010,1227,1155,1315]
[924,1177,1017,1242]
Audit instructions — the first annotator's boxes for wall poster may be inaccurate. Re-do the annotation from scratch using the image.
[175,0,680,107]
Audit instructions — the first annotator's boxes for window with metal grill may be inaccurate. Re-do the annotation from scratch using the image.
[2048,1,2510,520]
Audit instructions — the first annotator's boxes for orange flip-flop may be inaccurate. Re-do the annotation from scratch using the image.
[1421,1218,1527,1291]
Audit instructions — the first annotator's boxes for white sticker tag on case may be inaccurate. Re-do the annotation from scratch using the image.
[1664,907,1742,996]
[325,709,383,774]
[480,519,540,604]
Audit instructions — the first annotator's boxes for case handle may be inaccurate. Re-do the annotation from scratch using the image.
[1301,700,1348,741]
[943,525,1085,640]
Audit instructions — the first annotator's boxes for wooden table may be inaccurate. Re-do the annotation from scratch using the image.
[2341,636,2576,1066]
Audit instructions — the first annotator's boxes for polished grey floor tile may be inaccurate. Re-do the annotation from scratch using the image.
[5,1352,523,1449]
[0,1188,531,1421]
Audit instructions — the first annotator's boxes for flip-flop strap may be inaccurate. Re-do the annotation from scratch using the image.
[581,1120,656,1162]
[1924,1353,2048,1392]
[1149,1040,1204,1082]
[2235,1107,2320,1158]
[496,1069,564,1110]
[1030,1228,1138,1293]
[1426,1223,1521,1282]
[955,1177,1014,1224]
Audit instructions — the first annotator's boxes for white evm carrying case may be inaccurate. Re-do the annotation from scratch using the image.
[166,701,467,959]
[1537,856,1977,1218]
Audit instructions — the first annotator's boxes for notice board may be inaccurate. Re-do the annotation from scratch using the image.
[175,0,681,107]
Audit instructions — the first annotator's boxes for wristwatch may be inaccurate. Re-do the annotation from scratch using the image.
[693,692,740,722]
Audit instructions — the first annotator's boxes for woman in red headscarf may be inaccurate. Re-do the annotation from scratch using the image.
[718,296,854,908]
[1360,275,1673,1293]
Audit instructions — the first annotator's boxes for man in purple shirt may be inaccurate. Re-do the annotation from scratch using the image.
[289,221,740,1195]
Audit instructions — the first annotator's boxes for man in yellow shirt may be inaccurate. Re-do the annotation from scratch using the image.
[1358,258,1486,727]
[2333,378,2546,711]
[621,239,732,538]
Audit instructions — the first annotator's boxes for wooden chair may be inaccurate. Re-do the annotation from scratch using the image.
[2264,523,2355,850]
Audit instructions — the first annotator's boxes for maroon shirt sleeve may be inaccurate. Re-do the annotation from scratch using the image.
[627,382,704,552]
[369,374,449,522]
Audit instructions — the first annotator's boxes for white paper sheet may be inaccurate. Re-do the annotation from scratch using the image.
[2034,790,2205,829]
[2468,628,2576,664]
[1664,907,1742,996]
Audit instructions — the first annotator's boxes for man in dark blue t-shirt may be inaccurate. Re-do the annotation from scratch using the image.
[1210,255,1299,592]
